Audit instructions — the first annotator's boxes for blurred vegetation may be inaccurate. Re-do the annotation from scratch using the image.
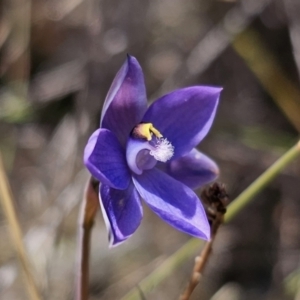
[0,0,300,299]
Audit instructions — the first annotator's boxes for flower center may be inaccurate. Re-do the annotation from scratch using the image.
[149,137,174,162]
[126,123,174,175]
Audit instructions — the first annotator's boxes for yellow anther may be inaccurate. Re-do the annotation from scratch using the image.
[132,123,163,141]
[149,124,163,139]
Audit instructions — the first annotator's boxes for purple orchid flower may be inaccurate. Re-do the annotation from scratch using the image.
[84,55,222,247]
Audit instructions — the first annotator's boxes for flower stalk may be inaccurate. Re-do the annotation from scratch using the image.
[75,177,99,300]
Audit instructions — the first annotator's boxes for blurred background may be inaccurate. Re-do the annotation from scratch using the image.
[1,0,300,299]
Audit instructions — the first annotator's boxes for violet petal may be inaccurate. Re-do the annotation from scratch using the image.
[101,55,147,146]
[100,183,143,247]
[84,128,131,190]
[165,148,219,189]
[132,168,210,240]
[143,87,221,158]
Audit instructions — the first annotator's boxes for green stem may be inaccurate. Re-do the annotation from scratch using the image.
[122,141,300,300]
[225,141,300,222]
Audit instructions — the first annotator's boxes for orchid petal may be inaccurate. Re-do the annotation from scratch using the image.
[100,183,143,247]
[132,168,210,240]
[166,148,219,189]
[84,129,131,190]
[143,87,221,158]
[101,55,147,146]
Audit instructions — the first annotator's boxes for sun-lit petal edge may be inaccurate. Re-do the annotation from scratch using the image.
[99,183,143,247]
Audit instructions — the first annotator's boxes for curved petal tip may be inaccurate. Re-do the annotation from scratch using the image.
[101,55,147,146]
[99,184,143,247]
[167,149,219,190]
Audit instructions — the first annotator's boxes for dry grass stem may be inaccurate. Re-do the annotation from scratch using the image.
[0,152,41,300]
